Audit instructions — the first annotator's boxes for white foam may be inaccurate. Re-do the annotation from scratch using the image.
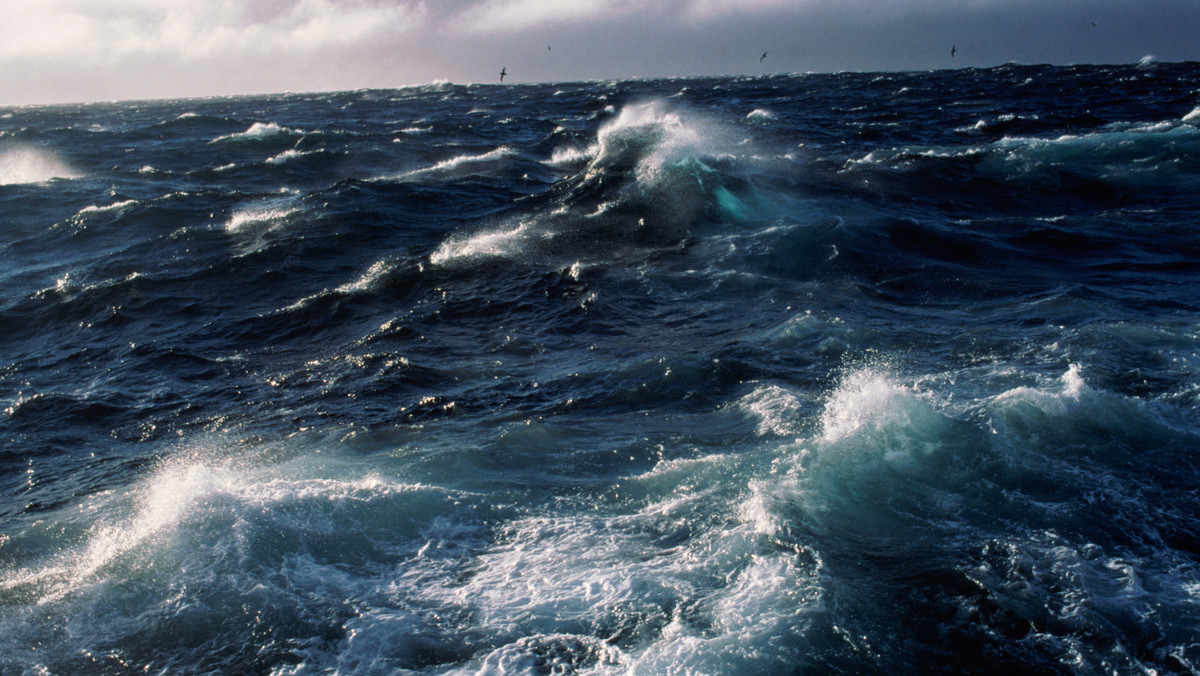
[429,220,534,265]
[620,544,823,673]
[739,384,805,437]
[416,493,824,672]
[211,121,295,143]
[745,108,776,123]
[0,146,79,184]
[334,259,394,295]
[225,202,301,234]
[820,368,917,444]
[76,199,137,218]
[589,101,708,183]
[400,145,516,179]
[274,260,399,314]
[0,461,236,603]
[429,100,755,269]
[739,478,788,536]
[0,443,461,605]
[266,148,307,164]
[84,464,230,573]
[280,258,399,311]
[811,366,960,470]
[991,363,1088,417]
[548,143,595,165]
[455,634,623,675]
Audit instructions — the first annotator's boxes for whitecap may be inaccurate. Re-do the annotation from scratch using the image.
[210,121,295,143]
[431,100,752,268]
[990,363,1087,418]
[429,220,533,265]
[334,260,393,295]
[225,202,301,234]
[587,101,705,183]
[277,260,399,313]
[820,368,922,445]
[76,199,137,218]
[739,384,806,437]
[266,148,307,165]
[399,145,516,180]
[0,146,79,185]
[548,144,594,165]
[0,461,235,601]
[0,444,463,608]
[745,108,776,124]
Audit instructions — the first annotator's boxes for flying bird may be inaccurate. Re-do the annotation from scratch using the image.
[951,45,957,57]
[500,67,507,82]
[760,51,769,62]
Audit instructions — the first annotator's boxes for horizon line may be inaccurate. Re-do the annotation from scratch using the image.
[0,56,1177,109]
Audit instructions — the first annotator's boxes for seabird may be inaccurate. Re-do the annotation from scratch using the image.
[951,45,957,57]
[500,67,507,82]
[760,51,768,62]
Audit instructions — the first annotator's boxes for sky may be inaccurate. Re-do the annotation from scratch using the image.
[1,0,1199,106]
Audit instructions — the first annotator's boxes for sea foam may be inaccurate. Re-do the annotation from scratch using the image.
[211,121,296,143]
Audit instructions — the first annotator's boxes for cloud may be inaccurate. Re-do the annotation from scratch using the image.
[1,0,1198,105]
[448,0,807,34]
[0,0,428,63]
[679,0,804,23]
[452,0,625,33]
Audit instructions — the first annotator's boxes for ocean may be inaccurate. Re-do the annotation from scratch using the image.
[2,61,1200,675]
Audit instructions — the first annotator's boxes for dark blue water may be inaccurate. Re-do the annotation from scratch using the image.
[3,62,1200,675]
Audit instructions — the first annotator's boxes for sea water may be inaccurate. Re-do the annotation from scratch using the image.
[2,63,1200,674]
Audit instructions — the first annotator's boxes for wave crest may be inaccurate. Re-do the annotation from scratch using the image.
[433,101,759,267]
[211,121,297,143]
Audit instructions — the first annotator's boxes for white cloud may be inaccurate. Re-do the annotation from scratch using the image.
[452,0,636,34]
[0,0,428,63]
[0,3,94,60]
[679,0,803,23]
[447,0,820,34]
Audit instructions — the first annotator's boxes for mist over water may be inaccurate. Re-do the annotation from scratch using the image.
[2,63,1200,674]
